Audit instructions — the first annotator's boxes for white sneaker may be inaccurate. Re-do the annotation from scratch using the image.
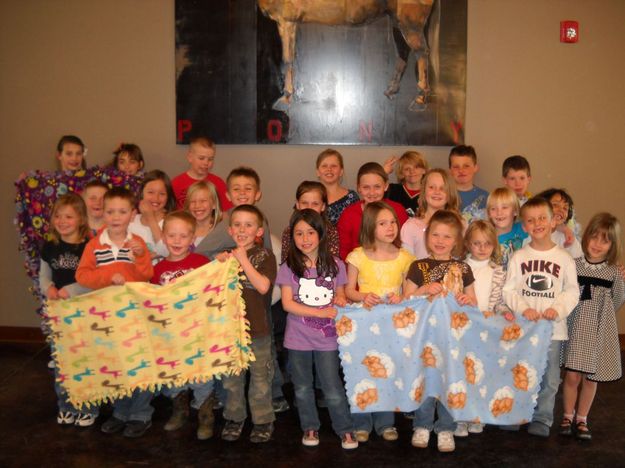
[468,422,484,434]
[437,431,455,452]
[411,427,430,448]
[74,413,97,427]
[57,411,75,425]
[454,422,469,437]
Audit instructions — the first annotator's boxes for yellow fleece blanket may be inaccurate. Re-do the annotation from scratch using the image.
[47,258,252,407]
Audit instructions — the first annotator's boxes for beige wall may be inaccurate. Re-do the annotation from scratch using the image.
[1,0,624,328]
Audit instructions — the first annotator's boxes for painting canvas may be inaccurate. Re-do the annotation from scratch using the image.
[175,0,467,145]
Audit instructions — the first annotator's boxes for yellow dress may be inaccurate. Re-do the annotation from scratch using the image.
[346,247,415,298]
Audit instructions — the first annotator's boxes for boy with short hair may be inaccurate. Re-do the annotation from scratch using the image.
[81,180,108,234]
[76,187,155,438]
[502,197,579,437]
[220,205,277,443]
[151,211,215,440]
[172,136,232,211]
[502,155,532,206]
[449,145,488,223]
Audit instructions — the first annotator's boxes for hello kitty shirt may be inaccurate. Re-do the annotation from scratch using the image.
[276,258,347,351]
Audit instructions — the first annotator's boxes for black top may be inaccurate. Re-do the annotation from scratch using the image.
[41,239,88,289]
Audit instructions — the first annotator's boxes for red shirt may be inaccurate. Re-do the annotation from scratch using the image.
[337,199,408,260]
[151,253,209,285]
[171,171,233,211]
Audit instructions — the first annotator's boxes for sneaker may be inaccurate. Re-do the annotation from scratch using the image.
[57,411,76,425]
[221,419,245,442]
[411,427,430,448]
[382,427,399,441]
[468,423,484,434]
[527,421,550,438]
[74,413,96,427]
[101,416,125,434]
[355,430,370,443]
[454,422,469,438]
[302,430,320,447]
[250,422,274,443]
[123,420,152,438]
[48,359,56,370]
[272,397,290,413]
[341,432,358,450]
[437,431,455,452]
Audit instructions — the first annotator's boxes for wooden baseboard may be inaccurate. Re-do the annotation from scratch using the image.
[1,327,624,350]
[0,326,45,343]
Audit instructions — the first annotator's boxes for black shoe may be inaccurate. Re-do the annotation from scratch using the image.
[272,397,290,413]
[575,421,592,441]
[250,422,274,443]
[123,420,152,438]
[101,416,125,434]
[559,417,573,436]
[221,420,245,441]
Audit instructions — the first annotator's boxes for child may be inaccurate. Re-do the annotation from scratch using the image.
[40,193,96,426]
[535,188,582,258]
[128,170,175,262]
[151,211,215,440]
[403,210,476,453]
[502,155,531,206]
[56,135,86,171]
[486,187,528,269]
[449,145,489,223]
[171,136,232,211]
[315,148,359,225]
[184,181,223,247]
[345,201,415,442]
[111,142,144,175]
[560,213,625,440]
[81,180,108,235]
[454,220,512,438]
[337,162,408,260]
[76,187,154,438]
[219,205,277,443]
[401,168,461,259]
[502,197,579,438]
[277,209,358,449]
[384,150,428,217]
[281,181,339,263]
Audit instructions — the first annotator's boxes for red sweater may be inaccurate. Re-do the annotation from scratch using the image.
[76,231,153,289]
[171,171,233,211]
[337,199,408,260]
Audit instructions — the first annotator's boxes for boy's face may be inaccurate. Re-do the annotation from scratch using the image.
[522,206,555,242]
[57,143,84,171]
[163,218,195,261]
[228,211,264,250]
[103,197,134,237]
[187,144,215,178]
[503,169,531,197]
[449,155,478,189]
[316,155,343,185]
[488,202,516,231]
[227,176,261,206]
[400,163,426,186]
[357,173,388,205]
[83,186,107,220]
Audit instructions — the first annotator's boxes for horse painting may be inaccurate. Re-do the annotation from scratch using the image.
[258,0,435,111]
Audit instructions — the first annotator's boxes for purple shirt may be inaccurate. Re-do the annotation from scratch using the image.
[276,258,347,351]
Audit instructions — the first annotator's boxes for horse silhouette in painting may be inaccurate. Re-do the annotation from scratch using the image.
[258,0,434,111]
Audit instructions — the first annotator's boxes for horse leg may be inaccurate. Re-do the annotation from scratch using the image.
[384,27,410,99]
[274,20,297,111]
[399,27,431,111]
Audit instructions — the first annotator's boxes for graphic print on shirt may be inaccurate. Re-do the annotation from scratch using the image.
[296,276,336,338]
[521,259,561,299]
[50,252,81,271]
[159,268,195,285]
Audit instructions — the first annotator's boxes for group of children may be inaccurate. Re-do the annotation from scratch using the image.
[36,135,624,453]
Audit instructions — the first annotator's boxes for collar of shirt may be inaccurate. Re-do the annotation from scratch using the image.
[99,229,133,259]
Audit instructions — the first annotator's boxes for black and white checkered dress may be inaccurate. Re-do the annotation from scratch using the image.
[561,257,625,382]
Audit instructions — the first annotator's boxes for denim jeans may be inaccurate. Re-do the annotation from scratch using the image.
[352,411,395,435]
[112,388,154,422]
[162,380,214,410]
[54,367,99,416]
[413,397,456,433]
[289,349,354,436]
[532,340,562,428]
[222,335,275,425]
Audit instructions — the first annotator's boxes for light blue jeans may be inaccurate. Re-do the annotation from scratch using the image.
[289,349,354,436]
[112,389,154,422]
[532,340,562,428]
[413,397,456,433]
[162,380,214,410]
[352,411,395,435]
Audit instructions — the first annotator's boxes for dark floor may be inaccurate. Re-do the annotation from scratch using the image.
[1,343,624,468]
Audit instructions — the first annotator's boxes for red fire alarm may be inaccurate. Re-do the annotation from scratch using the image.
[560,21,579,43]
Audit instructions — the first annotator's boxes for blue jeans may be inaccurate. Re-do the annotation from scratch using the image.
[289,349,354,436]
[112,389,154,422]
[532,340,562,428]
[413,397,456,433]
[162,380,214,410]
[222,335,275,425]
[54,367,99,416]
[352,411,395,435]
